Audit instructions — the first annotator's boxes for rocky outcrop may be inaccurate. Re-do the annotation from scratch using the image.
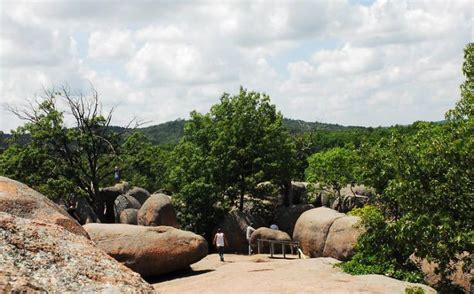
[98,182,131,223]
[323,215,363,261]
[0,212,154,293]
[312,184,372,213]
[287,181,309,205]
[83,223,208,277]
[293,207,363,260]
[0,176,89,238]
[127,187,150,205]
[114,194,141,222]
[250,227,291,253]
[137,193,178,227]
[76,197,100,224]
[215,209,266,253]
[273,204,314,236]
[120,208,138,225]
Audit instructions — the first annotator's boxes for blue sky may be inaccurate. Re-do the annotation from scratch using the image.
[0,0,472,132]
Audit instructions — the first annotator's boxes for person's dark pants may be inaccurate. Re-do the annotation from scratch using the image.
[217,246,224,261]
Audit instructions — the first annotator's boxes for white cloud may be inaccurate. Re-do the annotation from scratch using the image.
[0,0,472,132]
[88,30,135,60]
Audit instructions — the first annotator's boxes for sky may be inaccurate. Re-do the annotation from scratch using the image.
[0,0,472,132]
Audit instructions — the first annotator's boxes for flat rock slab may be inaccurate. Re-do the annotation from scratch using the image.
[84,223,208,277]
[153,254,435,294]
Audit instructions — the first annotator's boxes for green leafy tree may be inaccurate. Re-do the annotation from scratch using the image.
[305,146,359,195]
[342,43,473,291]
[2,87,130,220]
[119,132,170,193]
[169,87,295,235]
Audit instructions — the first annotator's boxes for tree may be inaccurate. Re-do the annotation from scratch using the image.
[305,146,359,196]
[169,87,295,234]
[342,43,473,291]
[4,87,134,221]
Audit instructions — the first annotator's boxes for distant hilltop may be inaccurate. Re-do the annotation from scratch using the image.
[0,118,440,148]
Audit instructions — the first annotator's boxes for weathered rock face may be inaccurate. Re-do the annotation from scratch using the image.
[293,207,363,260]
[287,181,309,205]
[127,187,150,205]
[312,184,371,213]
[120,208,138,225]
[114,194,141,222]
[76,197,100,224]
[215,209,266,253]
[250,227,291,253]
[412,253,473,294]
[0,176,89,238]
[0,212,154,293]
[323,215,363,261]
[273,204,314,237]
[83,223,208,277]
[137,193,178,227]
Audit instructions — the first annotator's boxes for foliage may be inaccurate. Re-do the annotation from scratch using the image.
[339,205,424,283]
[0,88,124,217]
[169,87,295,235]
[119,132,170,193]
[340,43,474,291]
[305,146,359,194]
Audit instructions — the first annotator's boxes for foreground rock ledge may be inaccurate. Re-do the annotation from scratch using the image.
[0,176,89,238]
[0,212,154,293]
[84,223,208,277]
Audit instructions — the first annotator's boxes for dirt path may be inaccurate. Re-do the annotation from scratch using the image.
[152,254,435,293]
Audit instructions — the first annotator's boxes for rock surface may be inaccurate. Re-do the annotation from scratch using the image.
[293,207,363,260]
[215,209,266,253]
[83,223,208,277]
[76,197,100,224]
[250,227,291,253]
[98,182,131,223]
[153,254,436,294]
[323,215,363,261]
[0,176,89,238]
[120,208,138,225]
[127,187,150,205]
[137,193,178,227]
[273,204,314,236]
[114,194,141,222]
[0,212,154,293]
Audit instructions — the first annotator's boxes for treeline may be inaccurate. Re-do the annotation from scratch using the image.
[0,44,472,292]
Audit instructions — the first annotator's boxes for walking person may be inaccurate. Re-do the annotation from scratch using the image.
[213,228,228,262]
[246,223,256,255]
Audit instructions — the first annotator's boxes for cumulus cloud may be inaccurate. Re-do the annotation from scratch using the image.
[0,0,472,132]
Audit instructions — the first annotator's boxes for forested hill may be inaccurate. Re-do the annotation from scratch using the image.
[101,118,367,146]
[1,118,408,148]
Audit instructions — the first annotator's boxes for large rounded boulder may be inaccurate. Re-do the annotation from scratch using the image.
[273,204,314,236]
[83,223,208,277]
[293,207,342,258]
[120,208,138,225]
[114,194,141,222]
[0,212,154,293]
[137,193,178,227]
[215,209,266,253]
[127,187,150,205]
[250,227,291,253]
[323,215,363,261]
[0,176,89,238]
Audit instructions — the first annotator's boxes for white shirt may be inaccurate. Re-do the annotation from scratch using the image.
[215,232,225,247]
[246,226,255,239]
